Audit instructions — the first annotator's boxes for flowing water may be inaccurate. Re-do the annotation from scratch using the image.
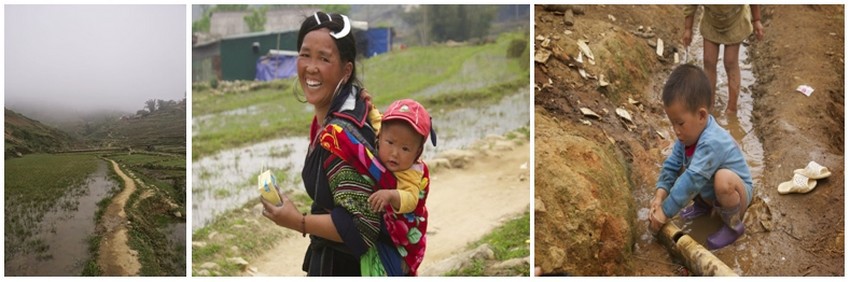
[632,20,765,275]
[192,89,530,231]
[5,160,118,276]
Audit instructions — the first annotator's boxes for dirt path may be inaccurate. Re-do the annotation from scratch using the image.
[97,159,141,276]
[251,141,531,276]
[729,5,844,275]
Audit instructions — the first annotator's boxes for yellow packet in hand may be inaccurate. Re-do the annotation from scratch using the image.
[258,170,282,206]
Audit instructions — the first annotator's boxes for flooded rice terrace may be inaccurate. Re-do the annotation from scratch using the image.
[5,160,118,275]
[633,24,765,275]
[192,89,530,230]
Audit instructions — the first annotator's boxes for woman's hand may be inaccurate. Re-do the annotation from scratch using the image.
[683,29,693,47]
[261,190,301,230]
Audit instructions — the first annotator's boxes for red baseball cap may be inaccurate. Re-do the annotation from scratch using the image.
[383,99,437,146]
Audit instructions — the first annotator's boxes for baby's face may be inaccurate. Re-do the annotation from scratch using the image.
[664,100,707,147]
[378,123,423,172]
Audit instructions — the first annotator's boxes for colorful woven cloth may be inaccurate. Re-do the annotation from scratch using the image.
[320,121,430,276]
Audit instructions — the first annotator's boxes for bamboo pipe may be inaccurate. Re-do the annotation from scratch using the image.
[657,223,738,276]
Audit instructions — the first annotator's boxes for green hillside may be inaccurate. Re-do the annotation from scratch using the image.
[4,108,77,158]
[84,104,186,153]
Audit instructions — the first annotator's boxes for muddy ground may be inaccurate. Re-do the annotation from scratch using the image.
[533,5,843,276]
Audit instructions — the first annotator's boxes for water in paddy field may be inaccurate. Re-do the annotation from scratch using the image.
[5,160,118,276]
[192,90,530,231]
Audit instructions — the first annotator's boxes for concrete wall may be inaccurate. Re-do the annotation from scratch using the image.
[210,11,248,37]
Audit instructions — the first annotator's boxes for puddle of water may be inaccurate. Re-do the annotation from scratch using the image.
[193,105,261,137]
[192,90,530,231]
[5,160,118,276]
[425,88,530,159]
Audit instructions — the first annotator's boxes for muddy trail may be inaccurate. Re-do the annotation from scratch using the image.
[97,159,141,276]
[533,5,843,276]
[248,139,531,276]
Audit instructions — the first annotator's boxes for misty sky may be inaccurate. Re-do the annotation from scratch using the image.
[5,5,185,113]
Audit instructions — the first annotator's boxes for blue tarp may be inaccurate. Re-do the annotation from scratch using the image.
[255,54,297,81]
[365,28,392,58]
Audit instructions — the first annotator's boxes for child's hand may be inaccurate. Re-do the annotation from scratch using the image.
[649,207,668,233]
[650,188,668,212]
[368,190,393,213]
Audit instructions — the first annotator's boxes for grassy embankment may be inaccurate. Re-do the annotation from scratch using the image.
[192,187,313,276]
[106,153,187,276]
[192,31,528,160]
[446,211,530,276]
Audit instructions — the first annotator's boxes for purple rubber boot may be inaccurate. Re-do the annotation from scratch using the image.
[706,204,745,250]
[679,197,712,220]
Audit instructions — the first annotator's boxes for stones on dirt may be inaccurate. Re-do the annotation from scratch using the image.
[420,243,497,275]
[540,37,551,48]
[227,257,250,270]
[534,49,552,64]
[576,40,596,65]
[196,269,211,276]
[542,5,571,13]
[647,39,657,48]
[485,257,530,276]
[543,5,585,15]
[580,119,592,126]
[426,158,451,171]
[628,97,641,106]
[656,38,664,57]
[580,108,601,119]
[563,9,575,26]
[607,14,616,22]
[598,74,610,87]
[615,107,633,124]
[200,262,219,270]
[616,107,637,131]
[435,149,475,169]
[535,198,546,213]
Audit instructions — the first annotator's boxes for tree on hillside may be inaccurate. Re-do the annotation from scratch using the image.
[403,5,498,44]
[244,6,268,32]
[145,99,157,113]
[193,4,250,33]
[157,99,178,112]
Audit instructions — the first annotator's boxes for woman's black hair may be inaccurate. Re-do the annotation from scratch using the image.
[297,11,360,91]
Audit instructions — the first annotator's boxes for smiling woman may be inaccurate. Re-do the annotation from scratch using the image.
[258,11,407,276]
